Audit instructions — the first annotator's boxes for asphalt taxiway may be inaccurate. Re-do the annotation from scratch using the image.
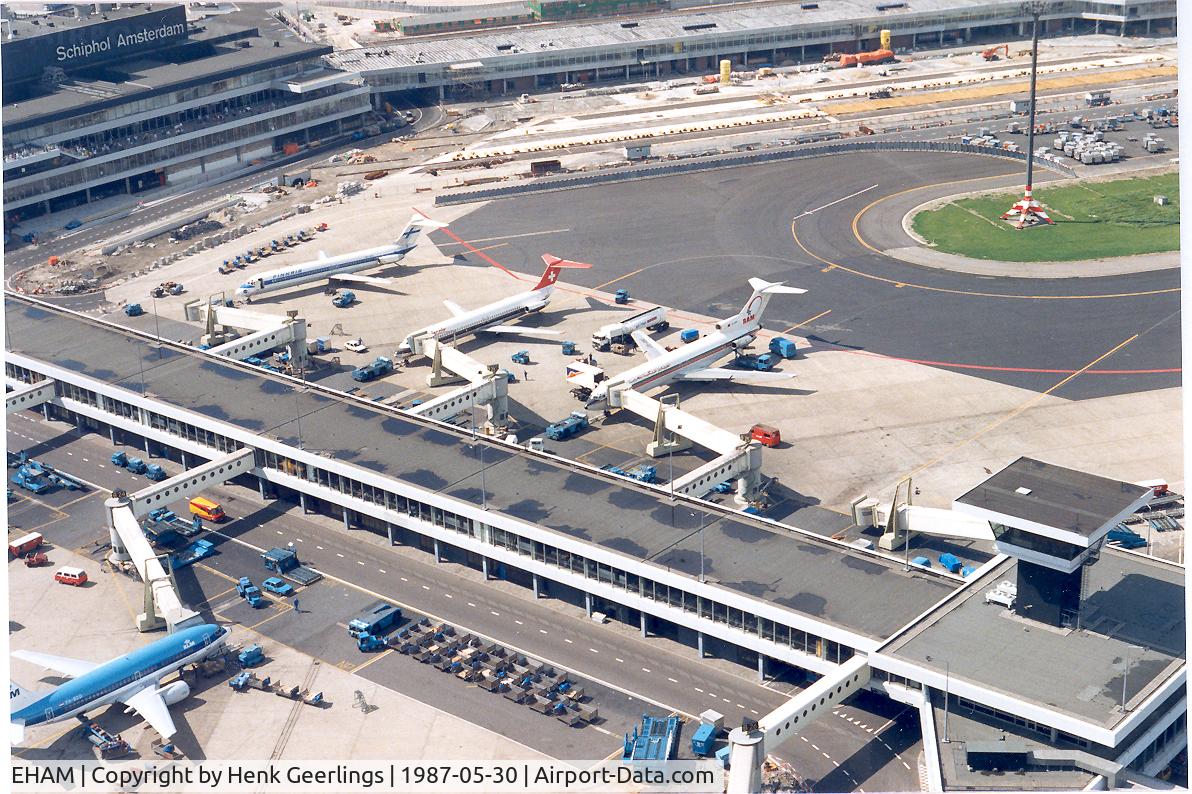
[445,150,1179,400]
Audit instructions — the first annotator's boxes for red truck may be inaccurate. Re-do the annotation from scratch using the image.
[8,531,43,558]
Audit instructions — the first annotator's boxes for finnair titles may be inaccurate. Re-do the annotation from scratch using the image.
[236,212,446,301]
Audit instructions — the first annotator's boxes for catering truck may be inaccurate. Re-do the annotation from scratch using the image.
[590,306,669,351]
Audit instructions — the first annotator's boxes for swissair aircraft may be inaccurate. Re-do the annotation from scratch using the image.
[235,212,446,301]
[567,277,806,410]
[397,254,591,355]
[10,623,229,743]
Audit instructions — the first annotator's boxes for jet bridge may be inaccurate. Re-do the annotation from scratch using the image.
[408,339,510,428]
[184,299,307,369]
[616,389,764,505]
[106,449,255,632]
[5,377,55,414]
[727,656,872,793]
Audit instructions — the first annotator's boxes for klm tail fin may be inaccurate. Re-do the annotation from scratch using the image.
[10,681,39,745]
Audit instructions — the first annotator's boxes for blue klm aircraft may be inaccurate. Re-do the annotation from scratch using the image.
[10,623,228,743]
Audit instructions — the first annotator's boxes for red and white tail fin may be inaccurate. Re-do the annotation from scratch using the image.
[535,254,592,291]
[719,277,807,333]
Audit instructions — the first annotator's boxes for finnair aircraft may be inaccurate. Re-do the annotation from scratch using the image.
[397,254,591,355]
[235,212,446,301]
[568,277,806,410]
[10,623,229,743]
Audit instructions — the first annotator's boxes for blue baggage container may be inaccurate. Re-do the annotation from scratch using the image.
[680,329,699,343]
[938,553,962,573]
[911,556,931,568]
[691,723,717,756]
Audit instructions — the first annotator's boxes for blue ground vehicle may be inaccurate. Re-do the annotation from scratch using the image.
[262,577,295,597]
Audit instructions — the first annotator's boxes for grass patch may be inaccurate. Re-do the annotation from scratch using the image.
[911,173,1179,262]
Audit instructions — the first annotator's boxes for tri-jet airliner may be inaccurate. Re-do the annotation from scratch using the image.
[235,212,446,301]
[10,623,228,743]
[567,277,806,409]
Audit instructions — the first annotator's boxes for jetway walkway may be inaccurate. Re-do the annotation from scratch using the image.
[185,301,308,369]
[5,377,55,414]
[728,656,871,794]
[409,340,509,428]
[617,389,763,504]
[106,449,255,632]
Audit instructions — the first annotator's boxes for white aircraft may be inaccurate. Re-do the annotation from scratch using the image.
[568,277,806,410]
[234,211,446,301]
[397,254,591,355]
[10,623,228,743]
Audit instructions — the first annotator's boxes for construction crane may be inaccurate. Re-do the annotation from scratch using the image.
[982,44,1010,61]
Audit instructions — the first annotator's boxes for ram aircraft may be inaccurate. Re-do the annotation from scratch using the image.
[567,277,805,410]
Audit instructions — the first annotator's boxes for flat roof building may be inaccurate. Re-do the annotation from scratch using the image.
[6,293,1185,789]
[2,4,373,224]
[323,0,1176,100]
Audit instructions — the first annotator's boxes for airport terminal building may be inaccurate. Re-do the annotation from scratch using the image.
[325,0,1177,100]
[6,294,1186,790]
[1,4,372,223]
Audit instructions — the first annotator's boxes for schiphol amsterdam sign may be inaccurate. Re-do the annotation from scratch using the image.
[55,18,187,63]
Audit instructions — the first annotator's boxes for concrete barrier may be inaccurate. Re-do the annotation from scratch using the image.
[435,140,1074,206]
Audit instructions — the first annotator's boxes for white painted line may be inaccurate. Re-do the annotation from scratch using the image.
[98,464,105,468]
[276,530,283,534]
[694,688,704,694]
[401,577,409,582]
[811,744,820,751]
[750,709,759,715]
[295,538,303,542]
[356,561,365,566]
[589,648,599,654]
[615,658,624,663]
[822,752,831,760]
[793,183,880,220]
[443,593,452,598]
[336,553,344,558]
[564,638,574,644]
[379,570,386,574]
[422,585,430,590]
[66,452,73,456]
[902,762,911,770]
[708,693,717,699]
[82,458,88,462]
[801,737,809,743]
[642,668,651,674]
[667,677,678,683]
[539,629,548,634]
[722,698,730,703]
[316,546,324,550]
[490,611,500,616]
[514,619,523,625]
[736,703,745,709]
[466,602,475,607]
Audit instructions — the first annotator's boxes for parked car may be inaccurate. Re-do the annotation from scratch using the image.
[345,338,368,353]
[261,577,295,597]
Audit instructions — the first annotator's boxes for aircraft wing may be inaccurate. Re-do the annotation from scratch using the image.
[678,368,795,382]
[12,649,100,679]
[484,325,560,336]
[329,273,392,287]
[443,300,467,317]
[630,330,668,361]
[120,684,177,740]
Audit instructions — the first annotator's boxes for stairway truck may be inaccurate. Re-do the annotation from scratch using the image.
[591,306,669,351]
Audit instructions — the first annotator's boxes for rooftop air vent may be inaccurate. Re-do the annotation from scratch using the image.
[497,43,514,50]
[683,22,717,31]
[621,22,638,28]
